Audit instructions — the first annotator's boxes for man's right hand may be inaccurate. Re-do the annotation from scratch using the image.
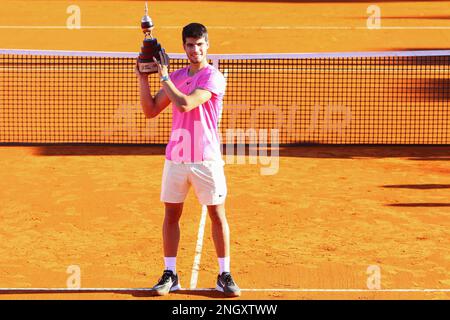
[135,59,149,80]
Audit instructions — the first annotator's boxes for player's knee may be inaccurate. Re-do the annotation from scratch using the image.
[208,208,227,224]
[164,207,183,224]
[164,213,181,225]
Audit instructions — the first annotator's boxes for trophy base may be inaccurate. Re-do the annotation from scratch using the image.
[138,61,158,74]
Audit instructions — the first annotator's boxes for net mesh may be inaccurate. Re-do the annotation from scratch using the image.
[1,49,449,144]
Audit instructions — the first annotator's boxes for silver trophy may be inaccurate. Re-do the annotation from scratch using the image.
[138,2,164,73]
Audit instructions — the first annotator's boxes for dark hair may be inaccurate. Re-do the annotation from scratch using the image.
[182,23,208,44]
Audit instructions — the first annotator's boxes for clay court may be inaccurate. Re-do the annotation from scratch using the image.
[0,0,449,300]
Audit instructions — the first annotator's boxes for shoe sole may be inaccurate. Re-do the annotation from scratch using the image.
[216,284,241,297]
[153,283,181,296]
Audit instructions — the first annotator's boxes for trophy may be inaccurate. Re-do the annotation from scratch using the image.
[138,2,164,74]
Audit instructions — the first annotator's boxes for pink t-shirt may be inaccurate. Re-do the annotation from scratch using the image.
[165,64,226,163]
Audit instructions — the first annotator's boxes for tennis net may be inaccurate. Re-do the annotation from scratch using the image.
[0,49,449,144]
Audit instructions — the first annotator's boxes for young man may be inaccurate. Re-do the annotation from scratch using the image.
[135,23,240,297]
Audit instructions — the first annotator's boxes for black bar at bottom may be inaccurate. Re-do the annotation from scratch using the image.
[1,300,447,319]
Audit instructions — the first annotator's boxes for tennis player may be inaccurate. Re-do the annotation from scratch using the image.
[135,23,240,297]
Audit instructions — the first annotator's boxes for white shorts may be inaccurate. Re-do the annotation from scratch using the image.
[160,160,227,206]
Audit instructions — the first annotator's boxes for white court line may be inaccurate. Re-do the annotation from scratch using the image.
[1,25,450,30]
[240,289,450,293]
[2,48,449,60]
[0,288,450,293]
[189,205,208,289]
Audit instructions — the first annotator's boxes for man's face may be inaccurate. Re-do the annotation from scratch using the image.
[183,37,209,64]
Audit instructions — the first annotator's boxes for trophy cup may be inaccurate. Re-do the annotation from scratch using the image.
[138,2,164,74]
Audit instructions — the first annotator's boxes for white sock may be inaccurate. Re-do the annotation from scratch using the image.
[164,257,176,274]
[218,257,230,274]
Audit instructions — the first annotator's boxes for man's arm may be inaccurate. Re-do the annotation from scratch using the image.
[154,50,212,113]
[136,64,171,119]
[162,82,212,113]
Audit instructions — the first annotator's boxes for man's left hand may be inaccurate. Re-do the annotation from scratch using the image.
[153,48,170,79]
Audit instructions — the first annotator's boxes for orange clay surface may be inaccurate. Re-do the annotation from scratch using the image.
[0,0,450,53]
[0,146,449,300]
[0,1,450,300]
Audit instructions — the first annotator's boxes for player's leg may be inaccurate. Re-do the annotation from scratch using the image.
[153,160,189,295]
[207,204,229,260]
[189,161,241,297]
[207,204,240,297]
[152,202,183,296]
[163,202,184,265]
